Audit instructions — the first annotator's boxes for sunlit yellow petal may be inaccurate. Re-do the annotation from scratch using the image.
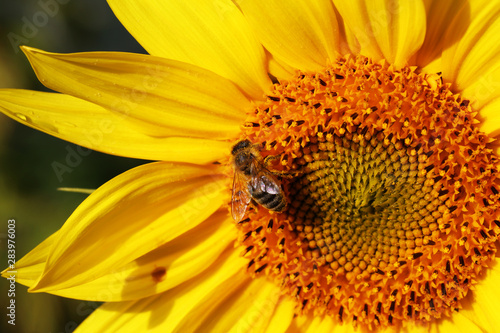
[79,211,235,302]
[108,0,270,100]
[305,317,335,333]
[239,0,340,71]
[459,260,500,332]
[267,53,297,82]
[476,98,500,140]
[401,323,429,333]
[288,315,352,333]
[74,249,249,332]
[22,47,249,138]
[30,162,228,293]
[200,279,285,332]
[421,56,442,76]
[343,24,361,55]
[0,89,230,164]
[333,0,426,67]
[428,312,483,333]
[413,0,468,68]
[1,231,58,286]
[441,0,500,109]
[265,297,296,333]
[8,210,236,302]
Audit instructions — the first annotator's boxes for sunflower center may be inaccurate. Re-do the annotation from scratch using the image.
[287,130,444,279]
[234,56,500,330]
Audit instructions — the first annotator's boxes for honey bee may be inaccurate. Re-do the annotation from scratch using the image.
[231,139,287,221]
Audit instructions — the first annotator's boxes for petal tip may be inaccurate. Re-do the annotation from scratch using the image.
[20,45,39,55]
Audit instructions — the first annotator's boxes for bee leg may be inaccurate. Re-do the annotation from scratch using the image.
[271,169,307,178]
[263,154,281,166]
[263,154,306,178]
[276,170,302,179]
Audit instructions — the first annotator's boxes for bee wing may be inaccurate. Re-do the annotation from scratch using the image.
[231,170,252,221]
[249,163,283,195]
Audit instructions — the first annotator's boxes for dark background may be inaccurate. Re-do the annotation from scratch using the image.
[0,1,147,332]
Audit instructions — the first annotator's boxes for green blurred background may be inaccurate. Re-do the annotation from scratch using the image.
[1,1,148,332]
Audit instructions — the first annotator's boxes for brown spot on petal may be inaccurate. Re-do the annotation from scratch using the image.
[151,267,166,283]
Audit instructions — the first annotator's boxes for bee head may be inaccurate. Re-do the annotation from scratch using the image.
[231,139,252,156]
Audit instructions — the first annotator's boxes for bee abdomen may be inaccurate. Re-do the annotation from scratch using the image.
[251,190,286,212]
[271,197,287,212]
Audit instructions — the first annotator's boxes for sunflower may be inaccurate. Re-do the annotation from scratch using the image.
[2,0,500,331]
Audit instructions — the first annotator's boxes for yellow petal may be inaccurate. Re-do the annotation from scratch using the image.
[200,279,288,332]
[287,315,347,333]
[421,56,442,76]
[428,312,483,333]
[22,47,249,138]
[0,89,230,164]
[304,317,336,333]
[239,0,341,71]
[8,210,237,302]
[459,261,500,333]
[441,0,500,109]
[74,248,249,332]
[1,231,58,286]
[30,162,229,292]
[333,0,426,67]
[477,98,500,139]
[108,0,270,100]
[413,0,468,68]
[285,315,306,332]
[267,52,297,82]
[343,24,361,55]
[265,297,296,333]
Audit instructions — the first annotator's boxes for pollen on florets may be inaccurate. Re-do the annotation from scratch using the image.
[234,55,500,330]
